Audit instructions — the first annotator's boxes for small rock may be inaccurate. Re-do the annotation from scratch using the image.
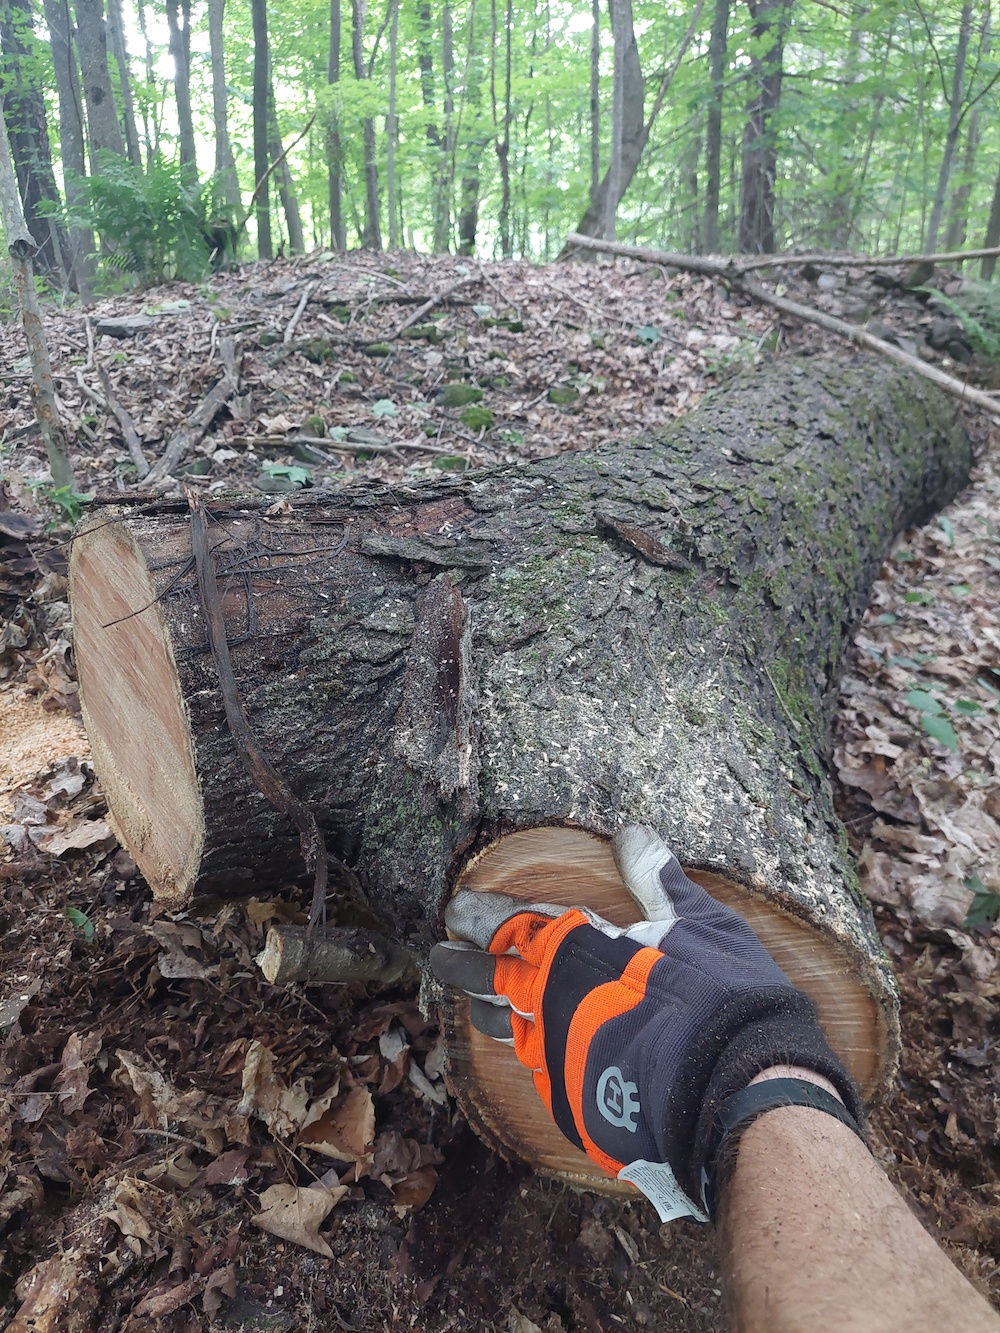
[95,314,156,338]
[816,272,843,292]
[902,260,936,290]
[947,339,973,364]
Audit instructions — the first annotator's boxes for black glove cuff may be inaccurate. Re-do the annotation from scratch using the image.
[662,987,865,1208]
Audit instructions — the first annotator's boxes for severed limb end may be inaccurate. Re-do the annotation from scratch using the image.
[256,924,418,986]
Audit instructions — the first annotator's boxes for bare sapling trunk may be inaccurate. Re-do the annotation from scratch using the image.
[925,0,973,254]
[105,0,142,168]
[208,0,241,213]
[251,0,271,258]
[0,99,73,489]
[41,0,93,294]
[738,0,791,254]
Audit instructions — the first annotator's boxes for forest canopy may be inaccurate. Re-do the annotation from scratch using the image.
[1,0,999,286]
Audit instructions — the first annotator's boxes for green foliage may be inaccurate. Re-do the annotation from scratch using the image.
[27,482,91,528]
[906,687,959,751]
[922,283,1000,362]
[460,405,494,430]
[57,155,217,285]
[263,463,311,487]
[962,874,1000,931]
[66,907,96,943]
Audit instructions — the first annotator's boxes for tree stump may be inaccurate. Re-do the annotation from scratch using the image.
[69,356,971,1189]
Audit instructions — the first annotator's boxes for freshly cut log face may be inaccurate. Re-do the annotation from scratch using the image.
[69,357,972,1184]
[444,826,885,1191]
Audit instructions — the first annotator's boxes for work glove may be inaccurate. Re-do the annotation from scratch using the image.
[430,825,863,1222]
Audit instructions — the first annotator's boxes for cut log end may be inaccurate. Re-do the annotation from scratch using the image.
[69,515,203,908]
[441,827,889,1194]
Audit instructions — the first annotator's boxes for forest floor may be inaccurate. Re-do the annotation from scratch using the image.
[0,249,998,1332]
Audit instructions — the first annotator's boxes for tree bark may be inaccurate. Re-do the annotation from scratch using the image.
[703,0,729,253]
[251,0,271,258]
[208,0,241,214]
[326,0,344,249]
[73,0,125,160]
[570,0,703,244]
[738,0,791,254]
[0,0,69,276]
[104,0,141,168]
[0,99,73,488]
[351,0,381,249]
[70,358,971,1178]
[386,0,398,249]
[165,0,196,177]
[266,78,304,255]
[41,0,93,291]
[589,0,600,208]
[925,0,973,255]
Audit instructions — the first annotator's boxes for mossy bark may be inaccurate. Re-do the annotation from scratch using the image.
[72,356,970,1056]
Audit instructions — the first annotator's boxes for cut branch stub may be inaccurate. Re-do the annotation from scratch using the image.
[69,356,972,1183]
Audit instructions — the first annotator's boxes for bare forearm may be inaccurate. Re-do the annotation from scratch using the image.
[718,1074,999,1333]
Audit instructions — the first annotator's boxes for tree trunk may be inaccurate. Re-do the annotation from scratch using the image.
[105,0,141,168]
[981,157,1000,280]
[433,0,455,252]
[703,0,729,253]
[602,0,628,240]
[570,0,703,244]
[943,107,979,253]
[251,0,271,258]
[738,0,791,254]
[41,0,93,291]
[69,357,970,1185]
[208,0,241,213]
[0,100,73,488]
[266,81,304,255]
[457,2,486,256]
[589,0,600,207]
[351,0,381,249]
[386,0,398,249]
[74,0,125,160]
[0,0,70,276]
[925,0,973,255]
[494,0,512,257]
[165,0,196,177]
[326,0,344,249]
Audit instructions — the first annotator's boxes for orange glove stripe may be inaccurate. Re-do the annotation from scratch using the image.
[489,910,591,1119]
[564,947,663,1177]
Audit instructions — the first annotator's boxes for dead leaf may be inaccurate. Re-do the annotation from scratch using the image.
[236,1040,311,1140]
[251,1182,346,1257]
[392,1167,438,1211]
[200,1148,252,1187]
[203,1264,237,1317]
[55,1031,101,1113]
[0,978,40,1030]
[131,1278,203,1318]
[32,818,115,856]
[298,1085,374,1164]
[115,1050,228,1151]
[143,1153,200,1189]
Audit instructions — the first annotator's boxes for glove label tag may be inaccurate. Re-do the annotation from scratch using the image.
[618,1159,709,1226]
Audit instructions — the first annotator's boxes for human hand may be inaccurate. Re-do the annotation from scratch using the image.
[431,825,861,1222]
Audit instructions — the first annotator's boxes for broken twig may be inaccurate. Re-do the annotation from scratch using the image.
[145,336,240,484]
[283,279,319,344]
[97,367,149,479]
[395,274,478,337]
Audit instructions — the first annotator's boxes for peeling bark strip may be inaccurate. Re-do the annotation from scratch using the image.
[70,358,971,1132]
[189,500,330,928]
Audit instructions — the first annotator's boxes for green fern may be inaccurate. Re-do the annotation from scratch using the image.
[920,282,1000,362]
[57,155,220,285]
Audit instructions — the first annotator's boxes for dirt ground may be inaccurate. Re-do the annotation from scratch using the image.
[0,250,998,1331]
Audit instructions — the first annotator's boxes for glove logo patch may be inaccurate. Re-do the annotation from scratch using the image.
[596,1066,640,1132]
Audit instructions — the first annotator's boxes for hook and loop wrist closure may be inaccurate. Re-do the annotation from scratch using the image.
[699,1076,868,1222]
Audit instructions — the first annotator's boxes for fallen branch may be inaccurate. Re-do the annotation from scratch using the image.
[244,112,317,215]
[97,367,149,479]
[563,232,1000,277]
[256,924,417,985]
[564,233,1000,420]
[395,274,478,337]
[145,336,240,484]
[283,278,318,344]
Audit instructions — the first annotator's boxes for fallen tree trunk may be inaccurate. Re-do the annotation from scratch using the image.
[69,356,971,1188]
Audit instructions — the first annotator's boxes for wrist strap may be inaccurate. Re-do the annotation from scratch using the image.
[700,1077,867,1221]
